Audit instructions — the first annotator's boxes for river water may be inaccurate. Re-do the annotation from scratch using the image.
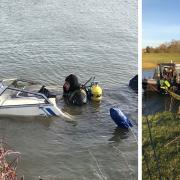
[0,0,138,179]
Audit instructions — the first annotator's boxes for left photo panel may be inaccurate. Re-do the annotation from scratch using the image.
[0,0,138,179]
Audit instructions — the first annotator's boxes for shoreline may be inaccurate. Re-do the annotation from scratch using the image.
[142,52,180,70]
[142,63,155,70]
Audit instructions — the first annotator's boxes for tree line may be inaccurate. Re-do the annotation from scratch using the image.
[144,40,180,53]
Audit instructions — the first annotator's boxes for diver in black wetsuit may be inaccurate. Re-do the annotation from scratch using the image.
[63,74,87,106]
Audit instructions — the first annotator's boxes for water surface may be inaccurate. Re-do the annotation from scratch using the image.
[0,0,138,179]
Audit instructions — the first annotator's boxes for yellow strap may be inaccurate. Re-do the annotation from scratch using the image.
[168,90,180,101]
[164,80,170,87]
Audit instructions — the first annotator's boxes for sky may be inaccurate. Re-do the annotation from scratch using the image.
[142,0,180,48]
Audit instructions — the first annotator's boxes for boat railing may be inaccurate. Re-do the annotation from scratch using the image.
[0,86,53,106]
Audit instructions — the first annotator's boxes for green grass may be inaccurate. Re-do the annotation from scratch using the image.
[142,53,180,69]
[142,112,180,179]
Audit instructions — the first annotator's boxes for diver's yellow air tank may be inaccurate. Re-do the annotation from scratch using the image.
[90,82,102,101]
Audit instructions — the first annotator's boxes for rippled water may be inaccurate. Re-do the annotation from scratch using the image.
[0,0,138,179]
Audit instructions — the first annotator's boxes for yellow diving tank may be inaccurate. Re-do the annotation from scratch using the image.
[91,82,102,101]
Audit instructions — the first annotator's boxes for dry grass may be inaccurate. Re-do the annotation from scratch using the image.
[143,112,180,179]
[142,53,180,69]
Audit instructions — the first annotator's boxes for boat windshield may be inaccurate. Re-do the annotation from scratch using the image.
[0,79,18,87]
[1,79,41,89]
[0,79,50,106]
[0,87,49,106]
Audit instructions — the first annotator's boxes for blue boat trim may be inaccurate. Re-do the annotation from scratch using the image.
[45,108,57,116]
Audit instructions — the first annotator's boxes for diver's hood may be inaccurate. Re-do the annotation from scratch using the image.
[64,74,80,93]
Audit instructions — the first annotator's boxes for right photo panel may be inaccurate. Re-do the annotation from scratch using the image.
[142,0,180,179]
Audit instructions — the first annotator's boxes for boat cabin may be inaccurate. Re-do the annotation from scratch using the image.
[152,62,180,83]
[143,62,180,93]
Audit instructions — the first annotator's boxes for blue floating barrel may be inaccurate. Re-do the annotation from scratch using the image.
[110,107,133,129]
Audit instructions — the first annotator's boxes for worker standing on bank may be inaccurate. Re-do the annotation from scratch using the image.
[159,78,171,92]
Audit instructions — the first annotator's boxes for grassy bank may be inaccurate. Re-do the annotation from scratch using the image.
[142,53,180,70]
[142,112,180,179]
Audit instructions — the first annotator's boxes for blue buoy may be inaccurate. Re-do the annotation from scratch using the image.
[110,107,133,129]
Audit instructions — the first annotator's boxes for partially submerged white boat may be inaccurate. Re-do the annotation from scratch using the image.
[0,79,71,119]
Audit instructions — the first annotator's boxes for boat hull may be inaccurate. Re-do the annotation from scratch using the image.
[0,79,72,119]
[0,104,59,117]
[142,79,159,92]
[0,98,72,119]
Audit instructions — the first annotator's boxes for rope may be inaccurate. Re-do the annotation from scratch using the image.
[165,136,180,147]
[112,145,134,174]
[88,149,106,180]
[167,90,180,100]
[128,126,138,144]
[146,117,162,180]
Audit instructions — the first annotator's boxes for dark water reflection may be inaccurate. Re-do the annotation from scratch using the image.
[108,128,130,142]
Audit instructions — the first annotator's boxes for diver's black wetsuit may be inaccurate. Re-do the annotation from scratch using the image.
[63,74,87,106]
